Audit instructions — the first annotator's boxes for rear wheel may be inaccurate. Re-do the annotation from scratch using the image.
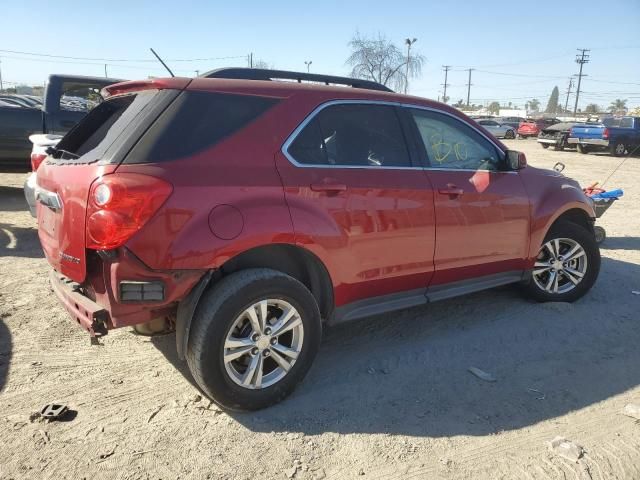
[522,222,600,303]
[186,268,322,411]
[505,129,515,139]
[610,140,626,157]
[577,144,590,154]
[540,143,550,149]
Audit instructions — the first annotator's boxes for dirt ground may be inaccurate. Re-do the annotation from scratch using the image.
[1,139,639,480]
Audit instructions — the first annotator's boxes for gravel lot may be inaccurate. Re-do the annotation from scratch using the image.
[1,139,639,480]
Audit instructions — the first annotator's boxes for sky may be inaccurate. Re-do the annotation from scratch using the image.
[1,0,639,110]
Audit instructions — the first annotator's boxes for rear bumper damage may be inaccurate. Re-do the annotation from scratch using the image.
[49,247,206,338]
[49,271,108,338]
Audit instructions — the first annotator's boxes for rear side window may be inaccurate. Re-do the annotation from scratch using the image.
[125,91,278,163]
[53,91,158,162]
[287,103,411,168]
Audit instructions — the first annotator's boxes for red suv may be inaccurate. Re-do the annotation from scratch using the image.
[518,118,561,138]
[35,69,600,410]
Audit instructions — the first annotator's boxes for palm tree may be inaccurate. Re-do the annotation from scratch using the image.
[528,99,540,111]
[609,99,627,113]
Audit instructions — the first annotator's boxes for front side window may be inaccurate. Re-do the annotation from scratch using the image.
[287,103,411,168]
[410,109,504,171]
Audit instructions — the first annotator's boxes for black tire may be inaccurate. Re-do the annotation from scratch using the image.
[577,144,590,154]
[610,140,626,157]
[540,143,550,149]
[186,268,322,411]
[505,129,515,139]
[521,221,600,303]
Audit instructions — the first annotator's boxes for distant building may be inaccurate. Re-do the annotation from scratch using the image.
[499,108,527,118]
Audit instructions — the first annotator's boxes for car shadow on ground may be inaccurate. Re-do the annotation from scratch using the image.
[0,185,28,213]
[0,318,11,393]
[600,236,640,251]
[155,256,640,437]
[0,223,42,259]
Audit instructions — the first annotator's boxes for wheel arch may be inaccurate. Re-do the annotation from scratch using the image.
[175,243,334,360]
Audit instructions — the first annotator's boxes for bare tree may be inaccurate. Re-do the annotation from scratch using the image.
[253,59,273,69]
[346,32,424,91]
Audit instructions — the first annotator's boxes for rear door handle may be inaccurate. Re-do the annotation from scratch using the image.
[310,182,347,193]
[438,184,464,196]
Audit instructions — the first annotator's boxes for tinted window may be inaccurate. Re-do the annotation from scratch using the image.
[59,82,103,112]
[127,91,278,163]
[410,109,504,171]
[288,104,411,167]
[54,91,157,162]
[620,117,633,128]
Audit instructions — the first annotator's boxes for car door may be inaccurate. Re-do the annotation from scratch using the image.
[275,102,436,307]
[478,120,499,136]
[405,107,531,287]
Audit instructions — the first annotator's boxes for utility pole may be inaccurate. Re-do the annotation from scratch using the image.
[441,65,451,104]
[573,49,590,117]
[195,70,200,77]
[104,64,108,78]
[247,53,253,68]
[466,68,474,107]
[404,38,417,94]
[304,61,312,73]
[564,76,574,114]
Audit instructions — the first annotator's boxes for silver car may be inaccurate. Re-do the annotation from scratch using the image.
[475,119,516,139]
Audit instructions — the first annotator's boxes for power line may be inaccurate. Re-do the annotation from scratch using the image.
[441,65,451,103]
[573,48,590,115]
[0,48,246,63]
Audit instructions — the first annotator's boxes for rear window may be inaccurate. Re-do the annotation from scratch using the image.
[53,90,158,162]
[124,91,278,163]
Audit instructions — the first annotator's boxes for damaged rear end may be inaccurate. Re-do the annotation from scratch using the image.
[35,78,203,339]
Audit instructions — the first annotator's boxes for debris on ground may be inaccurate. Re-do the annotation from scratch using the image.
[286,465,298,478]
[40,404,69,421]
[468,367,497,382]
[98,445,116,460]
[38,430,49,444]
[147,405,164,423]
[621,403,640,420]
[527,388,546,400]
[547,436,584,462]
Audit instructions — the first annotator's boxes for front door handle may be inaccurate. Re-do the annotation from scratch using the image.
[310,182,347,193]
[438,184,464,197]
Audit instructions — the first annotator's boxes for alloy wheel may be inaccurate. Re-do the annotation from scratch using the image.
[532,238,588,294]
[223,299,304,389]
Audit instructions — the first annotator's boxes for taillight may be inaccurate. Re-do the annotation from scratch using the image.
[86,174,172,250]
[602,128,609,140]
[31,153,46,171]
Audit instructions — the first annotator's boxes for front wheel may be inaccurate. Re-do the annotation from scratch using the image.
[186,269,322,411]
[522,222,600,303]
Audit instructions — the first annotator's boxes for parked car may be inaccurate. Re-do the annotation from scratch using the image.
[498,116,526,131]
[537,122,579,150]
[518,118,561,138]
[34,68,600,411]
[0,74,121,170]
[475,119,516,139]
[568,116,640,156]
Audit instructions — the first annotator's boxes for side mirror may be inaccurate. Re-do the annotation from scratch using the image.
[506,150,527,170]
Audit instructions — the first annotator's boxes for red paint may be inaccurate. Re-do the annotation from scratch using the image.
[35,77,595,333]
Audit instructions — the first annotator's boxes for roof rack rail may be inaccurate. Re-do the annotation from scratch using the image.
[201,68,393,93]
